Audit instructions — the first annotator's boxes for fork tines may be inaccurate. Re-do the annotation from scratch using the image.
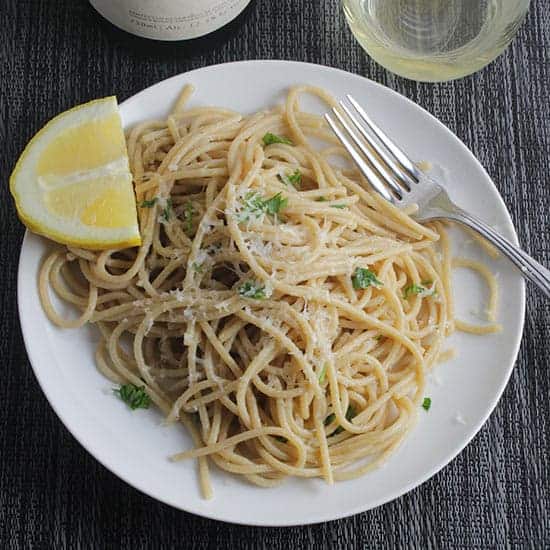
[325,95,421,204]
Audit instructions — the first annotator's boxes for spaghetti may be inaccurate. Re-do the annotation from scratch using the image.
[39,85,500,498]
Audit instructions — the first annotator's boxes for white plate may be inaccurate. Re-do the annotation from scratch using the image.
[17,60,525,526]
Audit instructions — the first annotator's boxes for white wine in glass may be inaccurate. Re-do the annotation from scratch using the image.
[343,0,531,82]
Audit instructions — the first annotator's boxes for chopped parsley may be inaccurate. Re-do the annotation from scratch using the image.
[316,196,328,202]
[403,283,425,298]
[278,169,302,188]
[262,132,293,146]
[238,192,265,222]
[238,280,266,299]
[183,202,195,235]
[140,197,158,208]
[325,405,357,435]
[352,268,382,290]
[318,363,328,384]
[238,191,288,222]
[114,384,151,410]
[161,198,173,222]
[263,192,288,216]
[403,283,437,299]
[192,262,203,273]
[422,397,432,411]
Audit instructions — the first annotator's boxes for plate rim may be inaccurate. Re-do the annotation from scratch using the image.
[17,59,526,526]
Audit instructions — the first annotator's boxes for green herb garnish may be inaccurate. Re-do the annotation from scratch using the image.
[330,204,347,209]
[262,132,293,146]
[334,406,357,435]
[316,196,328,202]
[352,268,382,290]
[114,384,151,410]
[192,262,203,273]
[161,198,173,222]
[318,363,328,384]
[325,405,357,435]
[238,280,266,300]
[403,281,437,300]
[422,397,432,411]
[263,192,288,216]
[238,191,288,222]
[278,169,302,188]
[403,284,424,298]
[140,197,158,208]
[183,202,195,235]
[238,192,264,222]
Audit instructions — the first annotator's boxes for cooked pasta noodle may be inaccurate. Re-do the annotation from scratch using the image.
[452,257,501,334]
[39,85,500,498]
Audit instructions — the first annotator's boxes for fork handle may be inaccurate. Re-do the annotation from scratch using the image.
[449,208,550,298]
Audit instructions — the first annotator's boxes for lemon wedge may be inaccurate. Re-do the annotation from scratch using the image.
[10,97,141,249]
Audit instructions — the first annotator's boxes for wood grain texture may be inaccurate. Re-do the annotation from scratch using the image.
[0,0,548,547]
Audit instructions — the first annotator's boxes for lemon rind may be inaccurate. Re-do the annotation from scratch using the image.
[9,96,142,250]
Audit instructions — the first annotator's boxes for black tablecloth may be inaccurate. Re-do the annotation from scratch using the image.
[1,1,549,547]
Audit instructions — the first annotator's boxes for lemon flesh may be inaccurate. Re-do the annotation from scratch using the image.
[10,97,141,249]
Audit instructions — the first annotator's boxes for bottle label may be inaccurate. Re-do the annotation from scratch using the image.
[89,0,251,41]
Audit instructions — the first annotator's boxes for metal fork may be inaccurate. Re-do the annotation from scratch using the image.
[325,95,550,298]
